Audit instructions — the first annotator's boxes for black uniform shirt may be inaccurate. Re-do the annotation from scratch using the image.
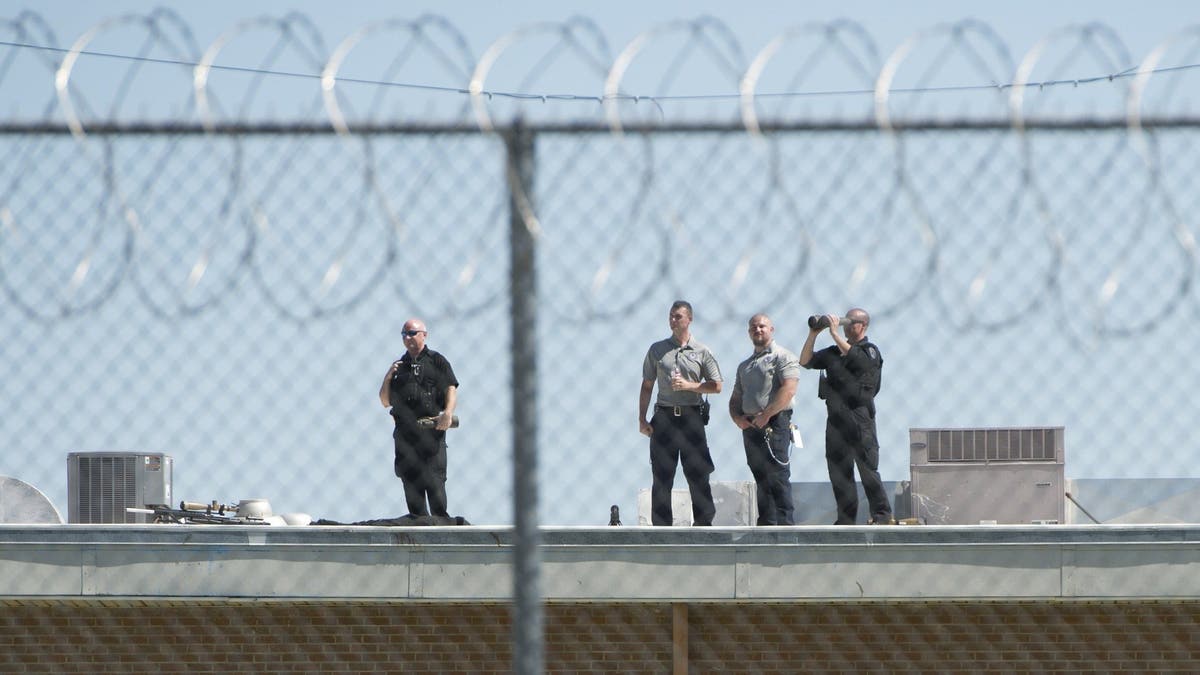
[804,338,883,418]
[389,348,459,426]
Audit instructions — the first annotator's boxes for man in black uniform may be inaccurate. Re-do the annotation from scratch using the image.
[639,301,723,526]
[379,318,458,518]
[800,308,893,525]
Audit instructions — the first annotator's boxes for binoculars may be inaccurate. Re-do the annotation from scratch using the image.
[808,314,852,330]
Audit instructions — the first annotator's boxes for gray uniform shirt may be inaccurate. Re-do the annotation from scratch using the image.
[734,342,801,415]
[642,336,723,407]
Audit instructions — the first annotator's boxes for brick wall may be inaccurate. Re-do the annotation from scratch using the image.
[1,600,1197,673]
[690,602,1200,672]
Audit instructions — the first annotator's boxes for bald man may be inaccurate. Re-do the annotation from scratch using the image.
[380,318,458,518]
[800,308,893,525]
[729,313,799,526]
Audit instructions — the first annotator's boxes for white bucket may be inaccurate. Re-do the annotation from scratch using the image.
[236,498,272,520]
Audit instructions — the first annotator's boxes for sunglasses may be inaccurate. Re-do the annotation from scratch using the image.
[402,329,426,338]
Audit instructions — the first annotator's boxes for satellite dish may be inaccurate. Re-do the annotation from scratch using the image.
[0,476,64,524]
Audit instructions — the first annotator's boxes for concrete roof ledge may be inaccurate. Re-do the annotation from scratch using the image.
[1,524,1197,602]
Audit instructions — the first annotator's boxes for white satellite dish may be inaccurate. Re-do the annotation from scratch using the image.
[0,476,65,524]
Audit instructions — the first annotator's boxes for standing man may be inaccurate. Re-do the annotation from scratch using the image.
[729,313,800,526]
[800,308,893,525]
[639,300,723,526]
[380,318,458,518]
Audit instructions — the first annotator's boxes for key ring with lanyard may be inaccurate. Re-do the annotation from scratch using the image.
[765,424,792,467]
[745,348,791,465]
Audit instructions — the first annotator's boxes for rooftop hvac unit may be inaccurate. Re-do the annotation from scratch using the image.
[909,427,1064,525]
[67,452,173,524]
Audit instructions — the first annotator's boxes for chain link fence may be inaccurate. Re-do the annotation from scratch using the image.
[3,120,1198,525]
[3,7,1200,524]
[4,9,1200,670]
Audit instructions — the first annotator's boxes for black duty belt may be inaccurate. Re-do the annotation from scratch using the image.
[656,404,698,417]
[744,409,793,422]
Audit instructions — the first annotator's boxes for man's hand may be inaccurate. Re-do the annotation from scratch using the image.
[733,416,752,430]
[434,410,453,431]
[751,411,771,429]
[670,372,693,392]
[639,420,653,437]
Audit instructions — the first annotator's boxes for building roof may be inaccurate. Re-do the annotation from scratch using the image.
[2,524,1197,602]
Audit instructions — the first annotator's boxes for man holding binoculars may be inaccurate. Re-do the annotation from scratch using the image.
[800,308,894,525]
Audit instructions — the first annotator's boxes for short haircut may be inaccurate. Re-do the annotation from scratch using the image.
[847,308,870,326]
[670,300,693,319]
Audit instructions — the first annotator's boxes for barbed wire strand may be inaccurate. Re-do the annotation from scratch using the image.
[4,38,1199,105]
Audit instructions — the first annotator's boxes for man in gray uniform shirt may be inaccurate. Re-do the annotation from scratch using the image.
[729,313,800,525]
[639,300,723,526]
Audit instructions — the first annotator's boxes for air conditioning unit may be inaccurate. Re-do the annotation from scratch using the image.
[67,452,173,524]
[909,427,1064,525]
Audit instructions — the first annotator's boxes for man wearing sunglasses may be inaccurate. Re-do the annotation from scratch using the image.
[639,300,723,526]
[800,308,893,525]
[380,318,459,519]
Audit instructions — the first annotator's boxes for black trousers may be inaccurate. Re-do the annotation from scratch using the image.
[393,426,449,518]
[825,407,891,525]
[742,410,794,525]
[649,407,715,526]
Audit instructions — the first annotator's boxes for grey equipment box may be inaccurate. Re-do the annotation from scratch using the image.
[909,427,1064,525]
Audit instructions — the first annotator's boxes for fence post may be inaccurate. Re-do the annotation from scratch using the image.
[505,120,542,675]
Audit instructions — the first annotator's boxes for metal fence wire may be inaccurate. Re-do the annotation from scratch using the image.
[4,119,1199,528]
[4,12,1200,514]
[4,9,1200,670]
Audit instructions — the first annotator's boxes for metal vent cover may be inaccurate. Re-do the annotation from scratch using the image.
[67,452,172,523]
[917,427,1063,463]
[909,427,1065,524]
[77,455,137,523]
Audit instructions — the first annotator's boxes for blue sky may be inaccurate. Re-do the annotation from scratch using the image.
[26,1,1188,56]
[4,1,1198,525]
[20,1,1193,88]
[10,1,1191,129]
